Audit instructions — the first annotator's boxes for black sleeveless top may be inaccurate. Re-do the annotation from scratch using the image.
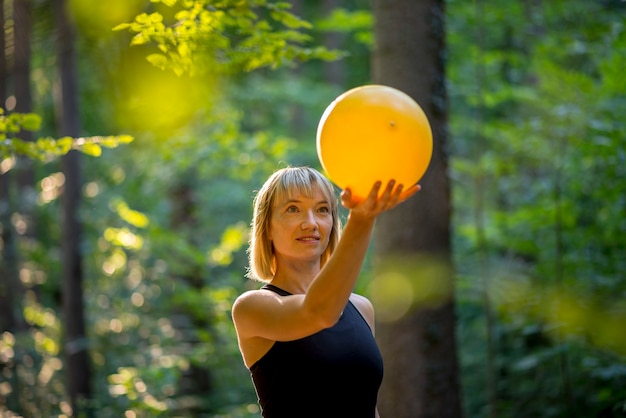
[249,284,384,418]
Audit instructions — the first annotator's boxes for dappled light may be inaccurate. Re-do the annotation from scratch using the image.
[0,156,15,174]
[108,367,168,412]
[10,213,27,235]
[1,0,624,416]
[208,222,248,267]
[19,265,46,286]
[370,255,454,322]
[113,199,150,228]
[38,172,65,205]
[495,278,626,356]
[112,60,220,137]
[69,0,144,38]
[103,228,143,251]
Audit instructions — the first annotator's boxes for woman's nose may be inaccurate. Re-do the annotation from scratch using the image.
[301,210,318,229]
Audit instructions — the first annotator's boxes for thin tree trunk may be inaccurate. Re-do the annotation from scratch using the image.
[371,0,463,417]
[2,1,35,413]
[0,0,5,103]
[3,0,32,335]
[14,0,32,117]
[0,0,17,334]
[322,0,344,86]
[13,0,35,220]
[54,0,92,414]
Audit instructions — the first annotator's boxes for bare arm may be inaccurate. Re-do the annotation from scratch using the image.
[233,181,419,344]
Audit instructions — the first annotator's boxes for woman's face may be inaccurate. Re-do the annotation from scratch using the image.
[269,186,334,266]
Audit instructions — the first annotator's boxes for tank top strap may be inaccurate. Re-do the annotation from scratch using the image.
[261,283,292,296]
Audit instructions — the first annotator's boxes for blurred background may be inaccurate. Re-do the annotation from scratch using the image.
[0,0,625,417]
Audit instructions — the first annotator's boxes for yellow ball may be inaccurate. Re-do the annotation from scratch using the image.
[316,85,433,199]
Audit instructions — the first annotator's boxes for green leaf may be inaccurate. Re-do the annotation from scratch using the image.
[112,23,131,31]
[130,33,149,46]
[21,113,42,131]
[147,53,168,69]
[79,142,102,157]
[117,135,135,144]
[56,136,73,154]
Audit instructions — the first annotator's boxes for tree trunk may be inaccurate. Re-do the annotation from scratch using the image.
[0,0,5,104]
[322,0,345,87]
[371,0,463,417]
[1,0,32,335]
[0,0,17,334]
[54,0,92,414]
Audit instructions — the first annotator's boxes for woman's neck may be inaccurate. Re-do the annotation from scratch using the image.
[271,259,320,294]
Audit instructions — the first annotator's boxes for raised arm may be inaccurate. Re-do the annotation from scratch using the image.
[232,180,419,347]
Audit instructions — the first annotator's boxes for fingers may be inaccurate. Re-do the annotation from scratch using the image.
[340,187,361,209]
[369,181,384,201]
[382,181,421,206]
[377,180,401,209]
[343,180,420,216]
[399,184,421,202]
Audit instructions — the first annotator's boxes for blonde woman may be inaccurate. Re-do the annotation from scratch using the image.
[232,166,419,418]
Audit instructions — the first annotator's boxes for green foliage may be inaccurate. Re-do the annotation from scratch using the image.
[315,8,373,46]
[113,0,345,75]
[4,0,626,417]
[449,0,626,416]
[0,109,134,161]
[2,135,134,161]
[3,0,338,415]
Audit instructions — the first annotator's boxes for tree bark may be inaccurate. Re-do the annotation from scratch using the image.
[1,0,32,335]
[323,0,345,87]
[0,0,17,334]
[54,0,92,414]
[371,0,463,417]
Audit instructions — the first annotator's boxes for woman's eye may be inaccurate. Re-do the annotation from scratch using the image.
[318,206,330,214]
[286,206,298,213]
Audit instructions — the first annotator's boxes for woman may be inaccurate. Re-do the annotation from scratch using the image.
[232,166,419,418]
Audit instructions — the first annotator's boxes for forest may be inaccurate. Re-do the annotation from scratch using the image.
[1,0,625,417]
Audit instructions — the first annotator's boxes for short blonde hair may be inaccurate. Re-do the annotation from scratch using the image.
[247,166,341,282]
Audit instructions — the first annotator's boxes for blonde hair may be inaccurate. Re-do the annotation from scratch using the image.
[247,166,341,282]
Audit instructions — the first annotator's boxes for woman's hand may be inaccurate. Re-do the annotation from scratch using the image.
[340,180,420,220]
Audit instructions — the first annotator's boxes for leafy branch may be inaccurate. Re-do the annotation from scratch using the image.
[0,109,134,162]
[113,0,345,75]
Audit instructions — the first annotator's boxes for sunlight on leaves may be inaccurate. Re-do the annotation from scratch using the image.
[208,221,248,266]
[78,142,102,157]
[1,133,134,161]
[101,248,129,277]
[104,228,144,250]
[108,366,173,411]
[38,359,66,386]
[38,172,65,205]
[115,0,343,76]
[0,332,15,364]
[114,199,150,228]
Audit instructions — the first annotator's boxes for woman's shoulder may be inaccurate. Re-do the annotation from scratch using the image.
[349,293,376,330]
[233,287,278,309]
[349,292,374,309]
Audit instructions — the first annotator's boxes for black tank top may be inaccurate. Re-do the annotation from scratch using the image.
[249,284,384,418]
